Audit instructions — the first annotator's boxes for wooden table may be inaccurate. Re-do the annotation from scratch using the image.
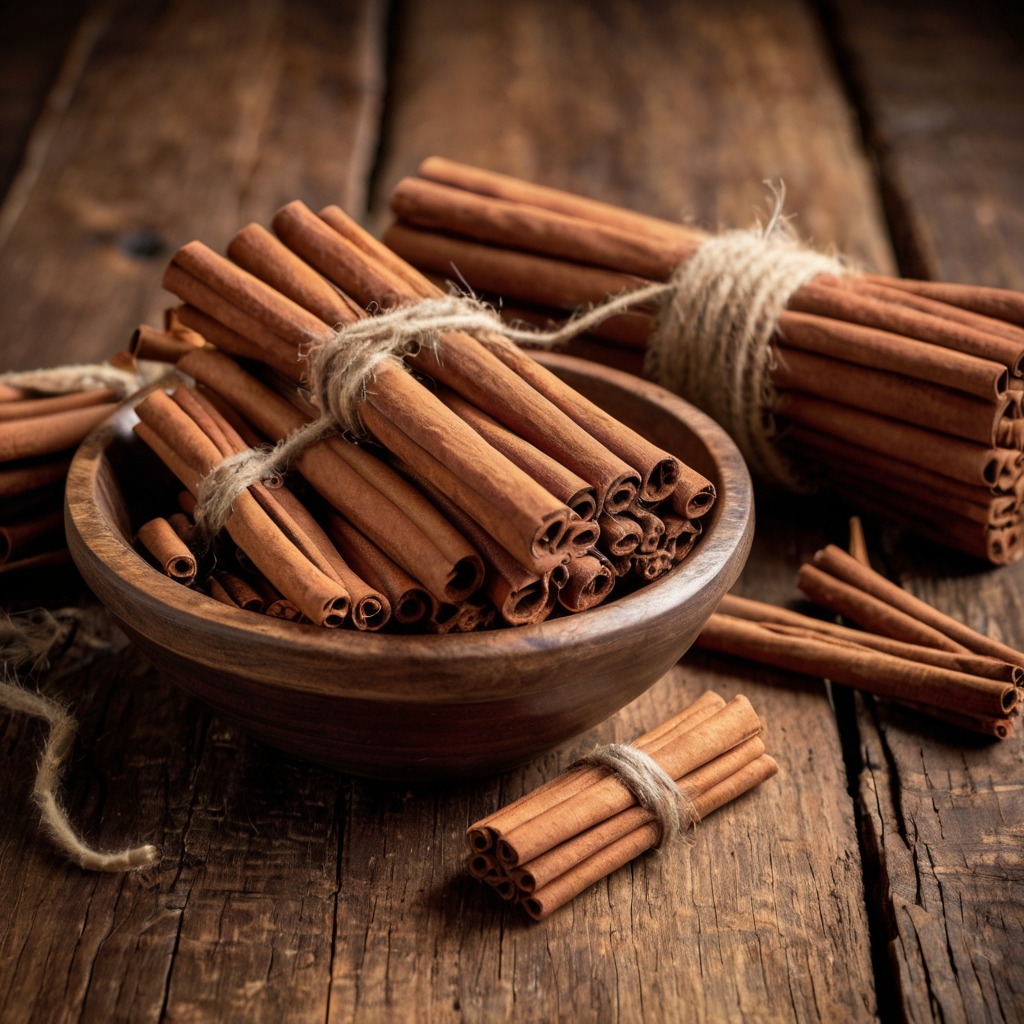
[1,2,1022,1020]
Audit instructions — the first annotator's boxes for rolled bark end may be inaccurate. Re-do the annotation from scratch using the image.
[266,599,302,621]
[321,596,350,629]
[684,485,717,518]
[603,473,640,515]
[468,828,494,852]
[486,876,518,901]
[352,595,388,631]
[1001,686,1018,714]
[394,590,430,625]
[639,457,680,503]
[548,563,569,589]
[169,556,195,580]
[496,838,517,867]
[568,489,597,521]
[522,897,544,920]
[445,554,485,602]
[509,868,536,892]
[469,854,500,879]
[503,580,551,625]
[566,519,601,556]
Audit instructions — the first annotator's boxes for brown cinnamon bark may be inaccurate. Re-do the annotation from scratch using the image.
[787,280,1024,374]
[696,614,1015,719]
[0,509,65,564]
[390,176,694,280]
[496,696,762,867]
[164,271,305,382]
[798,563,968,652]
[557,555,614,613]
[0,459,71,499]
[512,735,767,894]
[383,222,649,313]
[177,349,485,603]
[892,697,1016,740]
[863,275,1024,329]
[598,512,643,556]
[170,240,333,349]
[772,344,1008,446]
[325,514,430,626]
[133,391,350,627]
[0,402,116,462]
[717,593,1022,684]
[775,391,1022,489]
[813,544,1024,668]
[467,691,728,852]
[135,517,197,584]
[212,571,264,611]
[777,310,1007,400]
[418,156,705,249]
[227,223,360,328]
[0,388,118,422]
[131,325,205,364]
[438,388,597,519]
[625,503,665,554]
[272,200,407,310]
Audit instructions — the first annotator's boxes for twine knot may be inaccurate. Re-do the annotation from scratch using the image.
[572,743,696,847]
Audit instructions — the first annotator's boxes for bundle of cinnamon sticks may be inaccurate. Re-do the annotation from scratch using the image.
[695,535,1023,739]
[382,157,1024,564]
[125,199,715,632]
[467,690,776,919]
[0,381,121,576]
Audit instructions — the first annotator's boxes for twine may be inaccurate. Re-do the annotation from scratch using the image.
[571,743,696,847]
[0,362,142,398]
[190,184,844,539]
[0,607,160,872]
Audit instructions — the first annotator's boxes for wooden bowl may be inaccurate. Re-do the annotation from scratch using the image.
[65,354,753,780]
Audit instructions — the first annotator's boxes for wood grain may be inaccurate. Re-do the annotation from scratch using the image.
[0,0,385,371]
[370,0,896,274]
[825,0,1024,286]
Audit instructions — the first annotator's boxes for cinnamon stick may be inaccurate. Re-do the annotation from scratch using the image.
[557,555,614,613]
[863,275,1024,330]
[0,388,118,422]
[0,402,116,462]
[212,571,264,611]
[0,509,65,564]
[0,459,71,499]
[812,544,1024,668]
[130,325,205,364]
[696,614,1016,719]
[135,517,197,584]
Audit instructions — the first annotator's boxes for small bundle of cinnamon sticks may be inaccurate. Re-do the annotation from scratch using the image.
[695,537,1023,739]
[467,690,776,919]
[0,382,121,576]
[382,157,1024,564]
[124,199,715,632]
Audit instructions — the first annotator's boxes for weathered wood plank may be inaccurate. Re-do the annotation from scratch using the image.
[370,0,895,274]
[0,0,385,372]
[825,0,1024,286]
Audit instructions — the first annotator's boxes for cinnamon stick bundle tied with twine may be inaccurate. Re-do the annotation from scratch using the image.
[467,690,777,919]
[136,193,716,633]
[383,156,1024,564]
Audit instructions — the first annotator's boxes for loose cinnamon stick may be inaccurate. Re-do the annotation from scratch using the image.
[696,614,1015,719]
[718,593,1021,684]
[383,222,649,313]
[812,544,1024,668]
[496,696,762,867]
[0,402,115,462]
[391,176,693,280]
[777,310,1007,400]
[892,697,1016,740]
[798,563,968,652]
[776,391,1022,489]
[135,517,197,584]
[0,459,71,499]
[212,571,264,611]
[228,223,360,328]
[772,344,1007,446]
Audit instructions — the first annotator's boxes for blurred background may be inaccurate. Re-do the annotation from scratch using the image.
[0,0,1021,372]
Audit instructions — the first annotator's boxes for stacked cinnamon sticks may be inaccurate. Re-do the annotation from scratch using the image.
[467,691,777,919]
[382,156,1024,564]
[0,383,120,576]
[695,541,1023,739]
[128,200,715,632]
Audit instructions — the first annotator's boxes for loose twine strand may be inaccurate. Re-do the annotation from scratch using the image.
[190,183,843,543]
[572,743,697,848]
[0,362,142,398]
[0,607,160,872]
